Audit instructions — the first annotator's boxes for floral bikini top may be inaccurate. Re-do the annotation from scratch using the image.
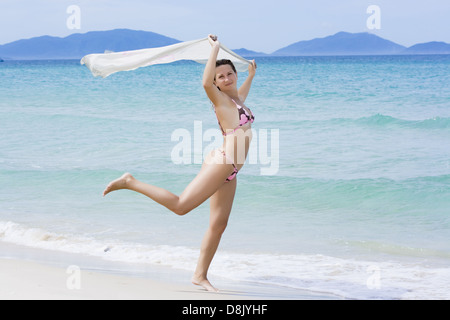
[215,99,255,136]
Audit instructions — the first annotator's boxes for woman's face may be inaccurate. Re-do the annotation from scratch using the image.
[214,65,237,91]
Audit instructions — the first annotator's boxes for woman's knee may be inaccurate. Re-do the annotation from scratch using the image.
[174,206,191,216]
[173,199,195,216]
[210,219,228,235]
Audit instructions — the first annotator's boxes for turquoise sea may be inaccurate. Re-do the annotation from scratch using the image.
[1,55,449,299]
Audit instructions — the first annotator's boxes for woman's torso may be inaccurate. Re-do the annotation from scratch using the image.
[214,98,254,170]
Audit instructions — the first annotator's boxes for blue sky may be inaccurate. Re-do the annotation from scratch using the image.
[1,0,449,53]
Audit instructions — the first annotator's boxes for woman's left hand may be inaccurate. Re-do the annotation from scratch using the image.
[208,34,220,48]
[248,60,257,76]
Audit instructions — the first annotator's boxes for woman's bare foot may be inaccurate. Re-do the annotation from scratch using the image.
[192,275,219,293]
[103,173,134,196]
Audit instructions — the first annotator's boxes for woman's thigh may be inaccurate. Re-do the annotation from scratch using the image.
[209,177,236,230]
[178,150,236,213]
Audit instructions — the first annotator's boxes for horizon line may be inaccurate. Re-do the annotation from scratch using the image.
[1,28,449,56]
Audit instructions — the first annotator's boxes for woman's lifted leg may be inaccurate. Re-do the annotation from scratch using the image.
[102,150,233,216]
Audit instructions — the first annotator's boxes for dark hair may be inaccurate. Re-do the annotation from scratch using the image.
[215,59,237,73]
[213,60,237,92]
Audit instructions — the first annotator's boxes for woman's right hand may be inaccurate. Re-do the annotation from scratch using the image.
[208,34,220,47]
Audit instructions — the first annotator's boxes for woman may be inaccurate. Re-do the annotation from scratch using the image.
[102,35,257,292]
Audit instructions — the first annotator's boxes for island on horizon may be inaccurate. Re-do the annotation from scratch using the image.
[0,29,449,60]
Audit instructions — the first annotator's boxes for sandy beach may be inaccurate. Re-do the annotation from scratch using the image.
[0,257,261,300]
[0,242,338,300]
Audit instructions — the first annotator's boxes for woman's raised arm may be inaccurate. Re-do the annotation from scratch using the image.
[238,60,257,102]
[202,35,223,105]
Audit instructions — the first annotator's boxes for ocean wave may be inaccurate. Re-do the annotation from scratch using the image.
[248,174,450,216]
[355,114,450,130]
[1,220,449,299]
[345,240,450,260]
[290,114,450,130]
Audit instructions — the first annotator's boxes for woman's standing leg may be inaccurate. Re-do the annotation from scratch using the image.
[192,178,237,292]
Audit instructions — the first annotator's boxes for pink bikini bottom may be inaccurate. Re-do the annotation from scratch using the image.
[219,149,238,182]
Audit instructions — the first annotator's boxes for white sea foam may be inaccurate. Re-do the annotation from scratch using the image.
[1,220,449,299]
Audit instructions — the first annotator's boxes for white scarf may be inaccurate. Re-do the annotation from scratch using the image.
[80,37,252,78]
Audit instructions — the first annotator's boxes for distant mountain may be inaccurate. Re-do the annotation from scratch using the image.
[0,29,180,60]
[233,48,269,57]
[404,41,450,54]
[1,29,449,60]
[273,32,406,56]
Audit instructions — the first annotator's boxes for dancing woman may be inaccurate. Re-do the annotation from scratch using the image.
[103,35,257,292]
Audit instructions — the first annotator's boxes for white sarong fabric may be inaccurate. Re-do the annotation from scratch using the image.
[80,38,251,78]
